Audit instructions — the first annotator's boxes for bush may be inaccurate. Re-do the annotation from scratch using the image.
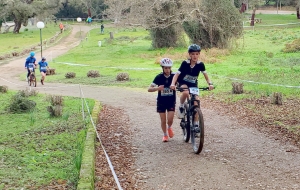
[47,95,63,106]
[47,105,63,117]
[65,72,76,78]
[87,70,100,78]
[0,86,8,93]
[46,95,63,117]
[7,94,36,113]
[18,89,38,97]
[116,72,130,81]
[283,38,300,53]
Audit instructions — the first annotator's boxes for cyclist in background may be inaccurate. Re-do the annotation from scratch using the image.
[148,58,176,142]
[170,44,214,127]
[24,51,37,81]
[38,57,49,85]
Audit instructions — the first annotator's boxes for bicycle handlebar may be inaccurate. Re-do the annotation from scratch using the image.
[176,87,210,92]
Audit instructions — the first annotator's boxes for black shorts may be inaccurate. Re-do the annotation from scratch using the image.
[157,103,175,113]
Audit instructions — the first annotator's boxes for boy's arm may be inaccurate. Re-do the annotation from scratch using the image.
[202,72,214,90]
[170,72,180,89]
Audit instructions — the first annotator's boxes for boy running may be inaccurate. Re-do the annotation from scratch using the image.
[38,57,49,85]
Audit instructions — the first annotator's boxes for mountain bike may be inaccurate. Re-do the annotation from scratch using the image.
[28,68,37,87]
[176,87,209,154]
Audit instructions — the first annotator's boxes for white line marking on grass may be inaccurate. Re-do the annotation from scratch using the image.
[211,74,300,89]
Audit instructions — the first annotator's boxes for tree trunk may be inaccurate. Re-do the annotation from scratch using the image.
[250,9,256,26]
[13,21,22,33]
[297,7,300,19]
[88,8,91,17]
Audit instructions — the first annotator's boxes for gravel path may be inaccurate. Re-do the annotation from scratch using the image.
[0,24,299,190]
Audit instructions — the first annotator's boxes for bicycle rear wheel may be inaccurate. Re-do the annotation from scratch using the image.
[180,103,190,142]
[190,107,204,154]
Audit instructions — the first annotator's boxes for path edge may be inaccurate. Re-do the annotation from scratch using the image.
[77,100,101,189]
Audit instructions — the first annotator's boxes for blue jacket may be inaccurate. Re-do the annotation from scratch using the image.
[25,57,36,68]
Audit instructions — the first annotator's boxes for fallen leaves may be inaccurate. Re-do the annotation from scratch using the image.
[95,105,143,190]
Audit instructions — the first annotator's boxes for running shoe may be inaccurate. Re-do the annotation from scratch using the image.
[162,135,168,142]
[41,79,44,85]
[168,127,174,138]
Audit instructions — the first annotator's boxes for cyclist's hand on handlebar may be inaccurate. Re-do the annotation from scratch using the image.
[170,84,176,90]
[157,85,164,91]
[209,85,214,91]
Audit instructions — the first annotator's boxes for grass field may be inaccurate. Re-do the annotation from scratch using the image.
[0,23,69,56]
[0,90,94,189]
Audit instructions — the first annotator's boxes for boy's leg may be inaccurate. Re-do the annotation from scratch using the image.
[40,72,46,84]
[178,84,189,118]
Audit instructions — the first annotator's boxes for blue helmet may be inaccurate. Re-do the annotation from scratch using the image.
[30,52,35,57]
[188,44,201,53]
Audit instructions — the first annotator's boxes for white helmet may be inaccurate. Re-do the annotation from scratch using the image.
[160,58,173,67]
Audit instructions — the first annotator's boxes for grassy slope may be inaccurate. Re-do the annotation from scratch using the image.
[0,91,94,189]
[0,24,65,54]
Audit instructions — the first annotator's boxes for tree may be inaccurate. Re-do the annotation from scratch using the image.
[183,0,243,48]
[297,1,300,19]
[2,0,63,33]
[103,0,132,23]
[249,0,260,26]
[7,0,35,33]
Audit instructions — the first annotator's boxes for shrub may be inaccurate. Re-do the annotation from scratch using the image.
[47,95,63,106]
[283,38,300,53]
[266,52,274,58]
[18,89,38,97]
[65,72,76,78]
[116,72,130,81]
[0,86,8,93]
[87,70,100,78]
[46,95,64,117]
[47,105,63,117]
[7,94,36,113]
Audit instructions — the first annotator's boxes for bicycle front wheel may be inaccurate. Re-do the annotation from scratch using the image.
[190,107,204,154]
[181,103,190,142]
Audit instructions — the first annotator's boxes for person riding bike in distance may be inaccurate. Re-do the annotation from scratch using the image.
[170,44,214,128]
[24,52,37,81]
[38,57,49,85]
[148,58,176,142]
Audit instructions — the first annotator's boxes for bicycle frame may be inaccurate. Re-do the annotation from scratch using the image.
[177,87,209,153]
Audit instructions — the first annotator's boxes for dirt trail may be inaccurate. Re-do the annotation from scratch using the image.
[0,25,299,190]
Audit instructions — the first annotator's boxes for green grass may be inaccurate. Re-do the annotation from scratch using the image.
[0,90,94,189]
[243,13,300,25]
[0,24,68,55]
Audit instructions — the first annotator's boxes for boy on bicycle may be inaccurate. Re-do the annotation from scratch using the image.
[170,44,214,128]
[38,57,49,85]
[24,52,37,81]
[148,58,176,142]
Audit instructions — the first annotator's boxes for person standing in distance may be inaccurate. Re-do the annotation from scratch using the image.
[24,51,36,81]
[170,44,214,130]
[38,57,49,85]
[148,58,176,142]
[100,24,104,34]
